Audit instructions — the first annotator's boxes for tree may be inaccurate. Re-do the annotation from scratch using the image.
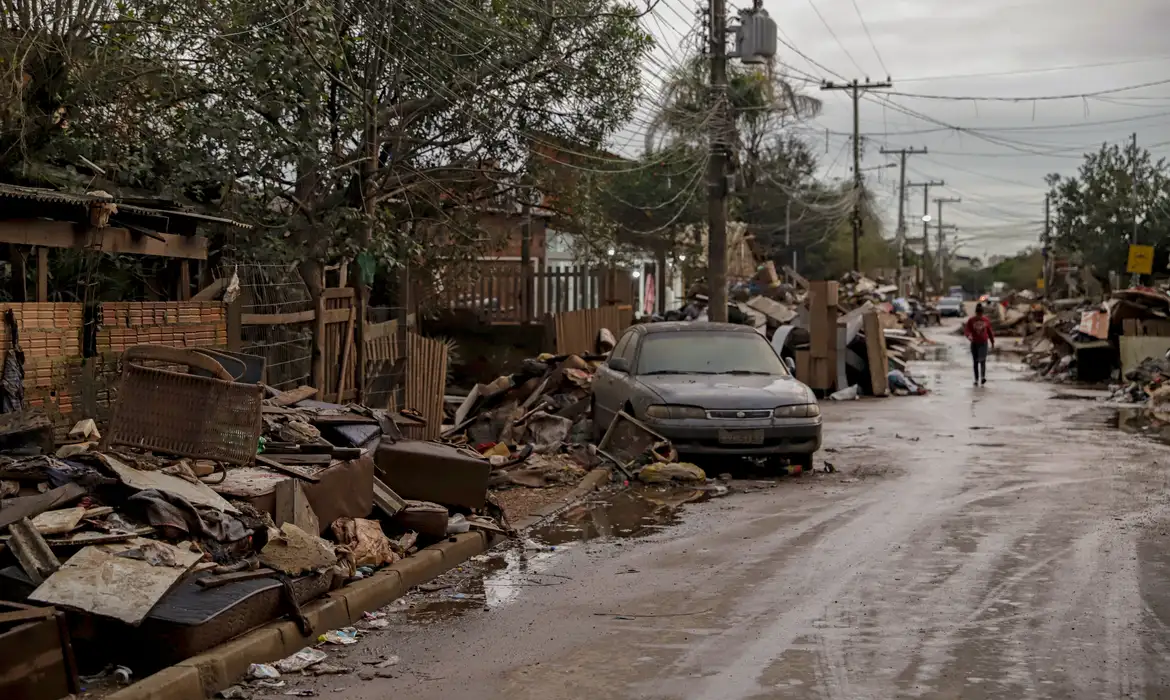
[9,0,655,294]
[1046,140,1170,277]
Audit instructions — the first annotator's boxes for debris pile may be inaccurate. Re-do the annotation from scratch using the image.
[0,345,508,688]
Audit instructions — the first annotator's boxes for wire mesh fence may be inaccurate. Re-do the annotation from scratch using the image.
[365,305,406,410]
[233,264,314,390]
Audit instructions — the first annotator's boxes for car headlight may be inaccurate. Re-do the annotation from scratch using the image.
[645,404,706,419]
[774,403,820,418]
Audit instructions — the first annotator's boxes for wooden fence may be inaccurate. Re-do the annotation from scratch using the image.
[422,265,635,324]
[551,305,633,355]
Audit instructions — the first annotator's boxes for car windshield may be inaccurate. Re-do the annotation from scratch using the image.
[636,332,789,376]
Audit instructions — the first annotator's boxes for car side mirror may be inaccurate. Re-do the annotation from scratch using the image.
[607,357,631,374]
[783,356,796,373]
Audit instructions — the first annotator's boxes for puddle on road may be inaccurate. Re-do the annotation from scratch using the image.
[529,487,698,545]
[392,484,734,622]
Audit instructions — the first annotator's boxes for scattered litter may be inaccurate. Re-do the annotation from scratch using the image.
[830,385,860,401]
[318,627,360,645]
[275,648,328,673]
[248,664,280,680]
[376,655,401,669]
[219,686,250,699]
[311,663,352,676]
[637,462,706,484]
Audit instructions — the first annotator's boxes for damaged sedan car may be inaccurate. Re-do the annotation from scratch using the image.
[591,322,822,471]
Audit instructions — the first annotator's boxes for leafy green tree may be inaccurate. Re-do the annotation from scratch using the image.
[9,0,654,294]
[1046,140,1170,277]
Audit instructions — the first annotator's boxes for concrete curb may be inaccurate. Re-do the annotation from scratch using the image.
[107,532,492,700]
[107,469,612,700]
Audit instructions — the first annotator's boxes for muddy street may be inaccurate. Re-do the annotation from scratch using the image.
[315,327,1170,699]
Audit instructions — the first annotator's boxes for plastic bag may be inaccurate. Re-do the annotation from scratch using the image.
[638,462,706,484]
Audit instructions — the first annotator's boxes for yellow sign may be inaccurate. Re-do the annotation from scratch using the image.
[1127,244,1155,275]
[1036,278,1045,290]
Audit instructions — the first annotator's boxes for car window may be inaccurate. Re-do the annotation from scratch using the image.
[610,331,634,362]
[635,332,789,376]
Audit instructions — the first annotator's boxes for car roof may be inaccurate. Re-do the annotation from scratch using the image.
[636,321,759,335]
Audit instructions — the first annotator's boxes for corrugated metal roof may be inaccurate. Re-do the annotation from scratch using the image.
[0,184,251,228]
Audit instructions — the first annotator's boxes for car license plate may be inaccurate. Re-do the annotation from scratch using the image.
[718,429,764,445]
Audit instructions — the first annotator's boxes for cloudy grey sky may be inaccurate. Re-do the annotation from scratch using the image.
[621,0,1170,263]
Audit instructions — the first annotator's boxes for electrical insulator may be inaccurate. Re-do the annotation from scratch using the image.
[735,9,778,64]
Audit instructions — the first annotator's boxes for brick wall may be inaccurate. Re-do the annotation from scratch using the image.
[0,301,226,440]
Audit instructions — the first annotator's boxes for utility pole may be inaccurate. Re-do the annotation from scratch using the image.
[1043,192,1051,298]
[821,78,893,273]
[785,198,796,273]
[1130,131,1139,287]
[934,197,961,289]
[880,147,927,295]
[705,0,730,322]
[907,180,943,294]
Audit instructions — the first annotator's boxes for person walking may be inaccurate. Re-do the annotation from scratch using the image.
[964,303,995,386]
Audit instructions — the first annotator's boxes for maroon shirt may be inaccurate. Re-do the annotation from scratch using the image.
[964,315,995,345]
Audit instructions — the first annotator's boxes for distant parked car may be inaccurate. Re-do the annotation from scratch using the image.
[938,296,965,317]
[591,322,822,471]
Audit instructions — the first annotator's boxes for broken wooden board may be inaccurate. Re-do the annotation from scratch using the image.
[256,455,322,482]
[273,479,319,535]
[99,453,238,514]
[29,538,201,626]
[863,310,890,397]
[371,477,406,517]
[9,518,59,585]
[30,508,87,536]
[0,483,86,532]
[267,386,318,407]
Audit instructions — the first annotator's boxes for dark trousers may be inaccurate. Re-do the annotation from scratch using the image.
[971,342,988,382]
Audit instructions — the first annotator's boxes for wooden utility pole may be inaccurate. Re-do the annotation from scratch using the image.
[906,180,943,294]
[880,147,926,295]
[1042,192,1051,297]
[821,78,892,272]
[706,0,730,322]
[934,197,961,289]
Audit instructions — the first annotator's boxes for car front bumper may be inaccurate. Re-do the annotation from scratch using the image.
[639,416,823,456]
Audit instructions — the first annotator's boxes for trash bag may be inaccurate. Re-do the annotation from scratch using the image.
[638,462,706,484]
[522,411,573,454]
[830,385,860,401]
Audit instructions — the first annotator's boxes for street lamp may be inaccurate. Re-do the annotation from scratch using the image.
[921,214,932,223]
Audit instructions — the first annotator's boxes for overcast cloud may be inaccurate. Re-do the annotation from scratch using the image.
[626,0,1170,263]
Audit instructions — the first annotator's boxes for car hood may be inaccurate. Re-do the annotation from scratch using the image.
[636,374,814,410]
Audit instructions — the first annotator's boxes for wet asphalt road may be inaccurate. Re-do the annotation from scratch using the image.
[322,325,1170,699]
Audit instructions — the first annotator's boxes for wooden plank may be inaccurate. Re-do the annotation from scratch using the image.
[311,292,327,391]
[241,309,316,325]
[336,304,356,397]
[0,220,209,259]
[0,484,86,532]
[191,277,227,301]
[273,479,319,534]
[178,260,191,300]
[9,519,59,585]
[30,508,87,536]
[372,477,407,517]
[35,247,48,302]
[863,311,890,396]
[256,455,322,483]
[29,538,202,625]
[322,287,355,300]
[267,385,317,407]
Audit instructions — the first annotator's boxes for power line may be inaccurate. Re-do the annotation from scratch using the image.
[896,55,1170,83]
[885,77,1170,102]
[848,0,889,78]
[803,0,865,75]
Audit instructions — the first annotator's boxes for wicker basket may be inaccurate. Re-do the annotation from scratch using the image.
[103,345,264,465]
